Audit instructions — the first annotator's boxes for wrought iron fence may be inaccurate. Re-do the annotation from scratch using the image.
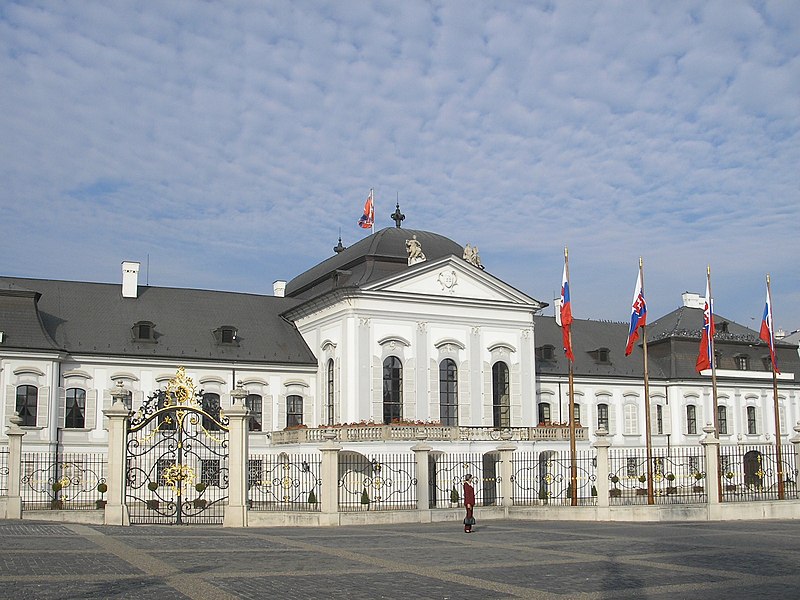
[247,453,322,511]
[608,447,707,505]
[339,452,417,511]
[20,452,107,510]
[428,452,501,508]
[720,444,798,502]
[511,450,597,506]
[0,447,9,496]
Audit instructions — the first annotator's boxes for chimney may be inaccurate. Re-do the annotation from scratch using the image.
[122,261,140,298]
[273,280,286,297]
[681,292,704,309]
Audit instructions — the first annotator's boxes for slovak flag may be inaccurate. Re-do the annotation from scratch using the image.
[625,271,647,356]
[759,288,780,374]
[358,191,374,229]
[560,263,574,362]
[695,279,715,372]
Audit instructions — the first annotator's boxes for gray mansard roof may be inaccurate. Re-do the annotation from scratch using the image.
[0,277,316,365]
[535,306,800,380]
[286,227,465,299]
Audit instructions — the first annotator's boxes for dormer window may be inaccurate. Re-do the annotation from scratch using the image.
[735,354,750,370]
[718,321,729,334]
[536,345,556,362]
[132,321,156,342]
[213,326,238,346]
[589,347,611,364]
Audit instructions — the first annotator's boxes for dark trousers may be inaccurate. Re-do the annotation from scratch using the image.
[464,506,474,531]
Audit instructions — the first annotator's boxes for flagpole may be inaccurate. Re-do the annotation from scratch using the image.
[565,247,578,507]
[640,258,654,505]
[767,274,785,500]
[706,266,722,503]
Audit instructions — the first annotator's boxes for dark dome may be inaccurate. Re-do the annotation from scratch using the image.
[285,227,464,299]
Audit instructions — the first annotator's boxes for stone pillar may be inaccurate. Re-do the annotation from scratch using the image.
[412,433,432,515]
[790,422,800,499]
[320,430,341,523]
[4,415,26,519]
[224,382,249,528]
[701,423,720,507]
[497,441,516,510]
[593,427,611,509]
[104,382,131,526]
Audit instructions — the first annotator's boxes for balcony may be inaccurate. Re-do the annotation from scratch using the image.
[269,424,588,445]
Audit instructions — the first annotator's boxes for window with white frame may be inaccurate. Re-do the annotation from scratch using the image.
[382,356,402,424]
[686,405,697,435]
[492,361,510,428]
[286,394,303,427]
[717,405,728,435]
[65,388,86,429]
[326,358,335,426]
[538,402,551,425]
[246,394,262,432]
[15,385,38,427]
[597,403,609,431]
[747,406,757,434]
[439,359,458,426]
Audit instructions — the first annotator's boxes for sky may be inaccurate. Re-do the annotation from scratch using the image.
[2,1,799,333]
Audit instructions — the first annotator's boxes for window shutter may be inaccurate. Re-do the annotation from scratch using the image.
[649,402,658,435]
[459,360,470,425]
[404,357,415,422]
[58,387,67,428]
[756,406,763,435]
[5,385,16,425]
[780,405,787,434]
[131,390,144,415]
[682,405,689,434]
[102,389,111,430]
[37,386,50,428]
[608,403,616,435]
[663,404,672,435]
[483,362,492,426]
[277,394,286,429]
[263,394,273,432]
[510,363,522,427]
[429,358,438,422]
[85,389,97,430]
[372,361,381,423]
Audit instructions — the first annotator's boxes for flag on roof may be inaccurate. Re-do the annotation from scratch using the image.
[759,286,780,374]
[560,262,574,362]
[358,190,374,229]
[625,271,647,356]
[695,279,715,372]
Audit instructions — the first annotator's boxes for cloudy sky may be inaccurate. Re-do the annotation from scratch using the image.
[2,1,799,332]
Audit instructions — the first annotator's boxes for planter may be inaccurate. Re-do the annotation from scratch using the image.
[50,499,64,510]
[636,488,647,496]
[609,489,622,498]
[146,499,160,510]
[95,499,107,509]
[192,499,207,509]
[725,484,737,492]
[692,486,704,493]
[666,487,678,495]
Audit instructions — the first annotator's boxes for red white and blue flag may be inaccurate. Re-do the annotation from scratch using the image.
[759,287,780,374]
[625,271,647,356]
[560,263,574,362]
[695,279,715,372]
[358,190,374,229]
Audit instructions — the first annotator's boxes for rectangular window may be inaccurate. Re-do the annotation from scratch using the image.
[736,355,749,370]
[747,406,757,434]
[686,405,697,435]
[538,403,551,425]
[15,385,38,427]
[656,404,663,435]
[624,404,638,435]
[717,406,728,435]
[65,388,86,429]
[573,404,581,425]
[597,404,609,431]
[245,394,262,432]
[287,395,303,428]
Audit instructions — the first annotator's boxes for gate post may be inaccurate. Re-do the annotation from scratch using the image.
[224,383,249,528]
[594,428,610,509]
[320,430,341,525]
[496,442,516,511]
[104,382,131,526]
[412,435,431,519]
[701,423,721,514]
[4,415,26,519]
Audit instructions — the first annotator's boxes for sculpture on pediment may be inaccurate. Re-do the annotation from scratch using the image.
[463,243,484,269]
[406,235,426,265]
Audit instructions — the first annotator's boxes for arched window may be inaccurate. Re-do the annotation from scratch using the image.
[492,361,510,428]
[16,385,38,427]
[382,356,403,424]
[439,359,458,426]
[686,405,697,435]
[246,394,262,431]
[326,359,335,425]
[286,395,303,427]
[202,392,221,431]
[538,402,551,425]
[717,405,728,435]
[597,403,609,431]
[65,388,86,429]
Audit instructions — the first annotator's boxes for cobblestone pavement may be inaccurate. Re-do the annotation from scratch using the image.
[2,518,800,599]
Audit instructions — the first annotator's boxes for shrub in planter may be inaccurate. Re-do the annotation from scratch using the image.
[450,486,460,506]
[307,489,318,505]
[360,488,370,508]
[195,482,207,494]
[192,498,207,509]
[146,499,160,510]
[97,482,108,494]
[147,481,159,492]
[609,488,622,498]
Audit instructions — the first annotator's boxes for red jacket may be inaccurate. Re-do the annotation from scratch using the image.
[463,481,475,506]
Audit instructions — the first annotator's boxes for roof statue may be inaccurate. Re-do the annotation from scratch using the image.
[405,234,426,265]
[463,243,484,269]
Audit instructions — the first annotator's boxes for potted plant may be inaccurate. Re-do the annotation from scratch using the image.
[636,474,647,496]
[307,489,318,505]
[665,473,677,495]
[146,481,159,509]
[360,488,370,510]
[538,487,550,503]
[96,482,108,509]
[724,471,737,492]
[450,486,460,507]
[609,475,622,498]
[51,481,64,510]
[692,472,704,493]
[192,482,208,508]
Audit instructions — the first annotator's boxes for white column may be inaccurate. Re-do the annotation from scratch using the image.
[497,438,516,510]
[701,423,720,508]
[104,382,131,526]
[412,435,431,515]
[4,415,26,519]
[320,430,341,524]
[223,390,249,528]
[593,427,611,509]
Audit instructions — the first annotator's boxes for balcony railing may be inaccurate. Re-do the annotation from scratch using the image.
[270,425,588,445]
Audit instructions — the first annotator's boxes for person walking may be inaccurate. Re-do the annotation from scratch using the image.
[463,473,476,533]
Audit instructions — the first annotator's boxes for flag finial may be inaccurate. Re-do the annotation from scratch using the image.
[391,202,405,228]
